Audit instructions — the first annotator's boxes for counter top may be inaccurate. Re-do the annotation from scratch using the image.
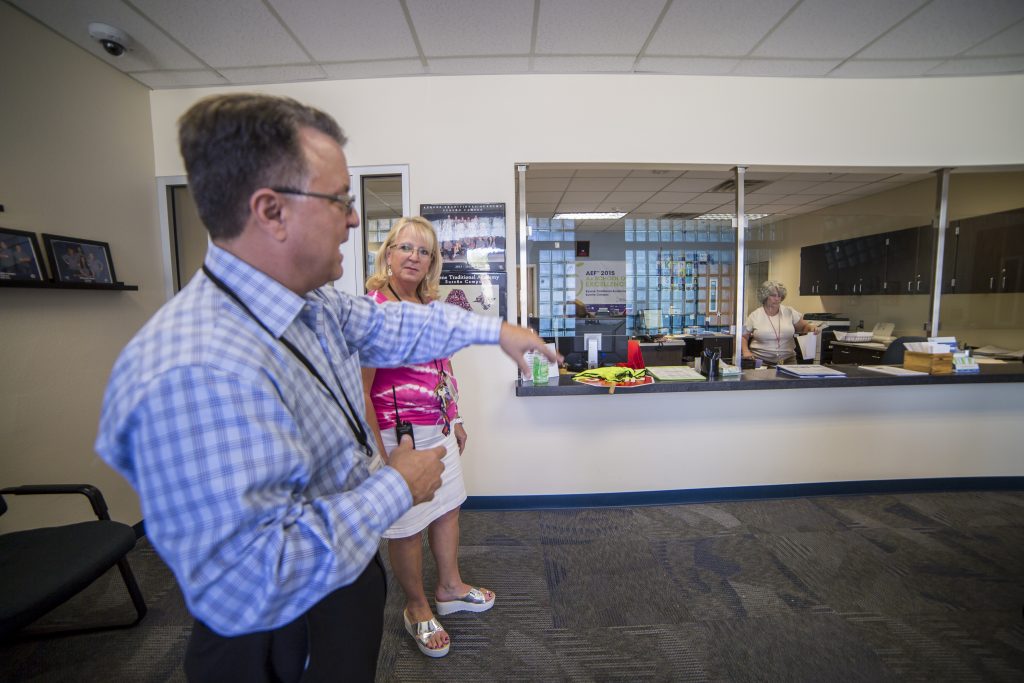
[516,362,1024,397]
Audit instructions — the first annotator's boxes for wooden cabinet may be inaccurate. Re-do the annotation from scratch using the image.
[829,342,885,365]
[799,244,829,295]
[883,226,933,295]
[943,208,1024,293]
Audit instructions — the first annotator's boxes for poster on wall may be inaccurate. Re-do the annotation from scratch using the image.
[420,202,505,272]
[438,271,507,320]
[575,260,627,315]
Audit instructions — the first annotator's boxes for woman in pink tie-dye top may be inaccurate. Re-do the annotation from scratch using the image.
[361,216,494,659]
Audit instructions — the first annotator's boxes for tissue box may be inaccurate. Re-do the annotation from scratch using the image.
[903,351,953,375]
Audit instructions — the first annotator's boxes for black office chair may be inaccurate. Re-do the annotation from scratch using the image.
[879,336,927,365]
[0,484,147,641]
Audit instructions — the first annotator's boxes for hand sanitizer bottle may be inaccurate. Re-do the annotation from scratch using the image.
[532,350,549,384]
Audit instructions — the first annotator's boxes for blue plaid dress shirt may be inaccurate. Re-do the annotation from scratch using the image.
[96,244,501,636]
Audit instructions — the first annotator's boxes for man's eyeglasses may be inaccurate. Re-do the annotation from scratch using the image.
[392,243,432,259]
[271,187,356,214]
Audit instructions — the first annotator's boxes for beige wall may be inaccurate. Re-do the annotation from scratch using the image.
[0,4,159,530]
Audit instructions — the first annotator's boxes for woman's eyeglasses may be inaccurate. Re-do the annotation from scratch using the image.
[393,243,432,258]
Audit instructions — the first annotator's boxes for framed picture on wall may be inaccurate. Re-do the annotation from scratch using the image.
[420,202,506,272]
[42,234,117,285]
[0,227,47,283]
[438,271,507,320]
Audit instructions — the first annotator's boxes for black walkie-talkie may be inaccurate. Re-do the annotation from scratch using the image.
[392,387,414,448]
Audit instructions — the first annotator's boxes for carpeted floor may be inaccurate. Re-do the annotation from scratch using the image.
[3,491,1024,682]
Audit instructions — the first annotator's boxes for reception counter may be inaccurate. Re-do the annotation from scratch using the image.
[516,362,1024,397]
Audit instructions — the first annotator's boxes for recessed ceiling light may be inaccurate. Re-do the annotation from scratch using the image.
[695,213,770,220]
[552,212,627,220]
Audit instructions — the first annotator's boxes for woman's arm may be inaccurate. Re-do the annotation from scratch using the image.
[741,332,754,359]
[360,366,389,463]
[448,359,467,454]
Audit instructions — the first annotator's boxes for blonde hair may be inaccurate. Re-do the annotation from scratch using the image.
[365,216,442,302]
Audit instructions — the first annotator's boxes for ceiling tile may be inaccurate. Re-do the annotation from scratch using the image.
[270,0,417,61]
[536,0,664,55]
[647,0,797,56]
[650,192,702,203]
[732,58,841,77]
[133,0,309,67]
[636,203,688,214]
[829,59,945,77]
[615,178,674,191]
[406,0,533,56]
[805,181,872,194]
[567,178,623,191]
[661,178,722,193]
[857,0,1024,59]
[9,0,205,70]
[927,56,1024,76]
[527,191,567,204]
[526,168,577,178]
[574,169,631,178]
[753,0,924,59]
[128,69,228,89]
[562,191,612,204]
[428,57,530,74]
[963,19,1024,56]
[532,55,637,72]
[605,191,659,204]
[761,180,827,194]
[218,64,326,84]
[527,178,571,191]
[320,60,426,80]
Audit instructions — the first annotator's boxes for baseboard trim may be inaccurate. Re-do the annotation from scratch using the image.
[463,476,1024,511]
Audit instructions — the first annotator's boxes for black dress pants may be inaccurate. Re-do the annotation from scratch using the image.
[184,554,387,683]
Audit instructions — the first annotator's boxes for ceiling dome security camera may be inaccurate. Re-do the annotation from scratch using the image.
[88,22,132,57]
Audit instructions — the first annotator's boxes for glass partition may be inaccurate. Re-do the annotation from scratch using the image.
[745,170,936,363]
[939,170,1024,356]
[520,164,1024,371]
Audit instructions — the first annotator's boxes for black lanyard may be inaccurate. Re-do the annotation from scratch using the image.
[202,265,372,457]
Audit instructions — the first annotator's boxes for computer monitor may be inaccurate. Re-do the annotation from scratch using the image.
[572,317,629,365]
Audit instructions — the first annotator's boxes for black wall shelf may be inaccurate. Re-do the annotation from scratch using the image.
[0,280,138,291]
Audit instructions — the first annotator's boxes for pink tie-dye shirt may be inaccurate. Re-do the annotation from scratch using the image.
[366,290,459,429]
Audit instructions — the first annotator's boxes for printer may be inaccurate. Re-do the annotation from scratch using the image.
[802,314,850,363]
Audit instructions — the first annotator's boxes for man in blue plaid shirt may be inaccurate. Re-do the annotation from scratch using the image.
[95,93,555,682]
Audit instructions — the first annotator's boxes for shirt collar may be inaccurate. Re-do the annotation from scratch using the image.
[204,244,307,339]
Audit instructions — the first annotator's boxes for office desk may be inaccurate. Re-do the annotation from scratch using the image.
[518,362,1024,397]
[638,335,735,365]
[830,340,888,365]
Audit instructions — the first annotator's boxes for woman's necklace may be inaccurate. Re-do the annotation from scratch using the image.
[765,306,782,349]
[388,281,423,304]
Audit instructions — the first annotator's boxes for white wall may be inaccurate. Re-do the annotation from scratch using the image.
[147,73,1024,498]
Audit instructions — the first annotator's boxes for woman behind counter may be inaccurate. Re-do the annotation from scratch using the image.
[741,280,817,365]
[362,217,494,659]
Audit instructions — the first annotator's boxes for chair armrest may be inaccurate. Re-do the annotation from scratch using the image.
[0,484,111,521]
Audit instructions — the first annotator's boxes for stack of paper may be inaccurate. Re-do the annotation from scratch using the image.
[646,366,705,381]
[973,345,1024,359]
[776,364,847,378]
[906,341,953,353]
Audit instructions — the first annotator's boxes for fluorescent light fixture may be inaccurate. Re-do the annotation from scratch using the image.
[552,211,627,220]
[695,213,770,220]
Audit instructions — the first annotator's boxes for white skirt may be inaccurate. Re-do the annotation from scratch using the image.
[371,422,467,539]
